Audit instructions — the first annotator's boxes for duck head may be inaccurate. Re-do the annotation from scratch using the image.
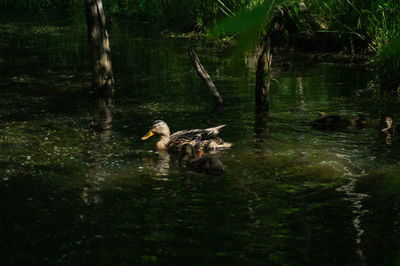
[141,120,170,139]
[385,116,393,128]
[351,114,367,128]
[141,120,171,149]
[381,116,393,132]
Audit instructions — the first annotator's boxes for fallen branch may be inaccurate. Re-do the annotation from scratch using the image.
[189,47,224,106]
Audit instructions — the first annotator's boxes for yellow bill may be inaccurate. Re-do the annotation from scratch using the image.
[141,130,154,140]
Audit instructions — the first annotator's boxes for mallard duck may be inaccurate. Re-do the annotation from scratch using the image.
[181,144,225,175]
[379,116,400,144]
[141,120,232,151]
[380,116,400,135]
[379,116,392,131]
[311,111,366,130]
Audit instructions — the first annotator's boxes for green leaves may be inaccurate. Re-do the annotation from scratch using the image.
[374,33,400,90]
[211,0,283,55]
[212,0,282,36]
[217,0,236,18]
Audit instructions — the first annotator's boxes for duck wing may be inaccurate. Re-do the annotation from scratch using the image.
[199,125,226,139]
[171,125,226,140]
[168,125,226,148]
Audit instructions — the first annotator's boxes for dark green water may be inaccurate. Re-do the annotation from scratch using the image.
[1,15,400,265]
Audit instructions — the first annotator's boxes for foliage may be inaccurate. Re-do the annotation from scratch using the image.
[210,0,284,60]
[373,34,400,91]
[304,0,400,50]
[102,0,254,31]
[0,0,82,10]
[212,0,400,91]
[303,0,400,90]
[0,0,252,32]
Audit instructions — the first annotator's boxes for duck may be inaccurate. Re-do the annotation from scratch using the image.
[380,116,400,136]
[379,116,400,144]
[141,120,232,152]
[181,143,225,175]
[311,111,366,130]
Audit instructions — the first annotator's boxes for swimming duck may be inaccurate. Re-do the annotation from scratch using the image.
[181,144,225,175]
[311,111,366,130]
[141,120,232,151]
[380,116,400,135]
[379,116,400,144]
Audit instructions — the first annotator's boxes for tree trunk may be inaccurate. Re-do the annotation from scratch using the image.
[189,47,224,107]
[84,0,114,131]
[255,37,272,112]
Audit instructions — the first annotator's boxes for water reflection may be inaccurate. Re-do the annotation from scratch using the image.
[154,150,171,176]
[254,111,271,156]
[141,149,171,177]
[142,147,227,176]
[82,130,112,205]
[335,153,369,265]
[296,76,306,112]
[82,95,113,205]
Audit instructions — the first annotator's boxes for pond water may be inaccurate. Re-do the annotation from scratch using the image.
[1,15,400,265]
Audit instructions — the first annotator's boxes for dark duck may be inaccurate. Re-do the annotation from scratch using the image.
[311,111,367,130]
[181,144,225,175]
[380,116,400,136]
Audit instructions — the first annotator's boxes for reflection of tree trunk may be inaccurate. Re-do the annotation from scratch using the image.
[82,129,112,205]
[189,47,224,107]
[255,38,272,112]
[85,0,114,131]
[254,111,270,154]
[254,111,269,140]
[297,76,306,112]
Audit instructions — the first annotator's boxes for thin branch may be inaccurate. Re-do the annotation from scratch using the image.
[188,47,224,106]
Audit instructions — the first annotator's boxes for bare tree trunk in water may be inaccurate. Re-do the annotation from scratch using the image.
[85,0,114,131]
[189,47,224,107]
[255,38,272,112]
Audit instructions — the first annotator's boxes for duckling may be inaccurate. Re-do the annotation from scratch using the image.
[351,113,368,128]
[181,144,225,175]
[311,111,366,130]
